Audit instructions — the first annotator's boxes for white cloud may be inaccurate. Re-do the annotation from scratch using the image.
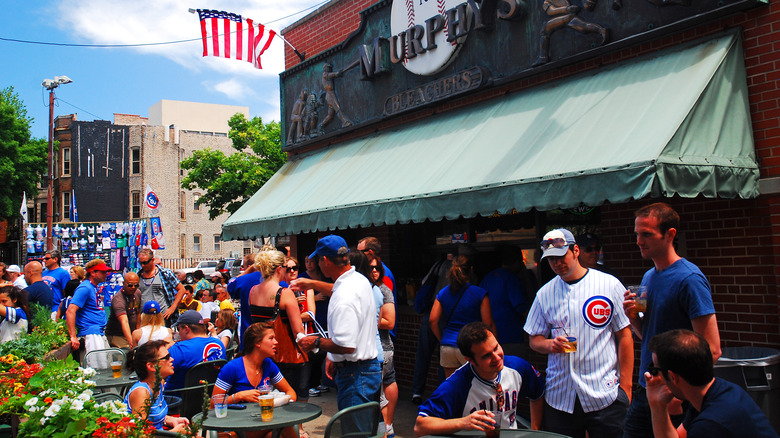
[210,78,256,100]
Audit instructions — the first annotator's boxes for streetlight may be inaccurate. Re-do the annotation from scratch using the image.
[41,76,72,251]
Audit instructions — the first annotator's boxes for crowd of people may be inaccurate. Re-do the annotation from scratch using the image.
[0,201,776,438]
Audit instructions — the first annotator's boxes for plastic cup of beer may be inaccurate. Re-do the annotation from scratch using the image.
[485,410,501,438]
[628,285,648,316]
[562,336,578,353]
[110,361,122,379]
[259,394,274,422]
[258,382,271,396]
[212,394,228,418]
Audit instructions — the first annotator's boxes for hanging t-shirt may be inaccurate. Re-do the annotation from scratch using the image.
[25,225,34,239]
[26,239,36,253]
[88,243,96,252]
[102,237,112,250]
[79,238,88,251]
[87,225,96,235]
[53,224,61,237]
[34,240,44,253]
[77,224,87,237]
[62,238,71,252]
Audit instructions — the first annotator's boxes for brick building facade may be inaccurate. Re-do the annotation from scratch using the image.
[39,103,251,261]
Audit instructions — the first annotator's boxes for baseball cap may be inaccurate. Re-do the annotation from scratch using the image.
[142,300,161,315]
[210,272,223,278]
[87,262,112,272]
[6,265,21,274]
[540,229,577,259]
[575,232,601,249]
[174,310,205,327]
[309,235,349,260]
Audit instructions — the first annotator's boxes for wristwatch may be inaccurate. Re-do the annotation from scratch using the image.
[314,337,321,348]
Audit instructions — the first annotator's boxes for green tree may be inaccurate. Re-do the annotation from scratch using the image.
[0,87,47,221]
[180,113,284,220]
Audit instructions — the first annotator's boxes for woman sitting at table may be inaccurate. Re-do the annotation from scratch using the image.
[212,322,298,438]
[125,340,190,432]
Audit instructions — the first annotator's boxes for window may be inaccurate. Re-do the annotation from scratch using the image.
[39,204,47,223]
[180,191,186,220]
[194,193,201,212]
[62,192,71,221]
[131,191,141,219]
[62,148,71,177]
[243,240,252,256]
[130,148,141,174]
[180,234,186,258]
[214,235,221,252]
[193,234,201,253]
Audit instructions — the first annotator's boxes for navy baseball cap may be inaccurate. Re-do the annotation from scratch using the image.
[540,229,577,259]
[174,310,204,327]
[309,235,349,260]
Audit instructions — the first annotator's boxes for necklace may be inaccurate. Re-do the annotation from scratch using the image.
[141,268,157,286]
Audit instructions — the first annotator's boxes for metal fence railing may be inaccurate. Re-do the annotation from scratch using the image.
[159,258,212,271]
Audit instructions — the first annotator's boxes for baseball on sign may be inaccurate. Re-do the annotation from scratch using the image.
[390,0,469,75]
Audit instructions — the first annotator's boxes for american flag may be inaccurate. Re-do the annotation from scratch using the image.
[196,9,277,69]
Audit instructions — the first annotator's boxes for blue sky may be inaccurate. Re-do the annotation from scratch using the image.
[0,0,325,139]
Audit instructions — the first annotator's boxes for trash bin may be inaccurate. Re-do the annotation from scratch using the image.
[714,347,780,434]
[164,395,183,417]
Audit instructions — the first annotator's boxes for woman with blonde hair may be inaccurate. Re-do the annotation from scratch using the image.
[132,300,173,347]
[250,250,310,438]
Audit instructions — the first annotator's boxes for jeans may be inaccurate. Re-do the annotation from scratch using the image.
[412,314,440,395]
[334,359,382,435]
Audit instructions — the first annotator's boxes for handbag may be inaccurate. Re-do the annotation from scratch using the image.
[268,287,308,364]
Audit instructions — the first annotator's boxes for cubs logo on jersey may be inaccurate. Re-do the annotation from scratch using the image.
[582,296,613,328]
[203,342,224,361]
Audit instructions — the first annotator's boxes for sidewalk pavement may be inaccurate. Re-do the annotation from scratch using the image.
[301,385,421,438]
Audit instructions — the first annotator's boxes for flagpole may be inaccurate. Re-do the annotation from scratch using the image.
[188,8,305,62]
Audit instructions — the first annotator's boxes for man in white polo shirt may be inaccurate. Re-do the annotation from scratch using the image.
[298,235,380,435]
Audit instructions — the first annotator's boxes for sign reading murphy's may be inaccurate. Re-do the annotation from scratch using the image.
[280,0,763,150]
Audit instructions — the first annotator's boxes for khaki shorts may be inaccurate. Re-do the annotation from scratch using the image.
[439,345,466,368]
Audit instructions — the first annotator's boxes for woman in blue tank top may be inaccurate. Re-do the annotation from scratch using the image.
[125,340,190,432]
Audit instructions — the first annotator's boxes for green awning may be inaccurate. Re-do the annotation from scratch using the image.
[223,32,758,240]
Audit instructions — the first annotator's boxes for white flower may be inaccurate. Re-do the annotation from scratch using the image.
[25,397,39,407]
[76,389,93,401]
[84,380,96,387]
[71,399,84,411]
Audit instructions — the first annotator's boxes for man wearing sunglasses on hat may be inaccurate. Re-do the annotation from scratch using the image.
[105,272,142,348]
[415,322,545,437]
[41,250,70,311]
[645,330,776,438]
[524,228,633,438]
[136,248,187,324]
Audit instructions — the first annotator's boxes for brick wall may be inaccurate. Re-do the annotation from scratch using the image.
[282,0,379,68]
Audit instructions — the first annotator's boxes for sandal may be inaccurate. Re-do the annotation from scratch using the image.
[300,430,310,438]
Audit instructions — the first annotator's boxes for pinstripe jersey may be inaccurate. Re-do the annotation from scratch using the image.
[524,268,629,414]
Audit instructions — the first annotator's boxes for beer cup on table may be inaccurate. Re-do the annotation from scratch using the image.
[110,361,122,379]
[259,394,274,422]
[486,410,501,438]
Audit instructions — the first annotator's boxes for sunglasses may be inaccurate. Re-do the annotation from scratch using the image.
[155,353,172,363]
[43,256,52,260]
[125,283,139,288]
[583,245,601,253]
[647,362,666,377]
[139,259,153,265]
[540,238,569,251]
[371,266,379,271]
[286,266,298,272]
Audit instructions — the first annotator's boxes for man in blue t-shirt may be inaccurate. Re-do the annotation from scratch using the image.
[67,259,110,360]
[623,203,722,438]
[416,322,544,437]
[23,261,54,314]
[42,250,71,310]
[166,310,225,392]
[645,330,777,438]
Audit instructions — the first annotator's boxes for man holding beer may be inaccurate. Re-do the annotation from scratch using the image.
[414,322,544,437]
[623,203,721,438]
[524,228,633,438]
